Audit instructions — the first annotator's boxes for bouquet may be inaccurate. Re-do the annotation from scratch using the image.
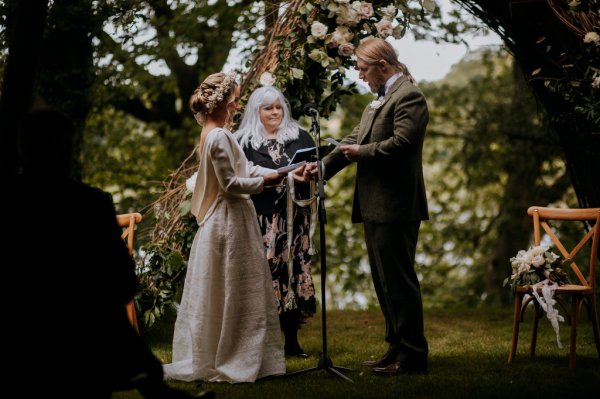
[503,245,570,291]
[504,245,572,348]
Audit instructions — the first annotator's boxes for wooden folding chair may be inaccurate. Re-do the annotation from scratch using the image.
[117,212,142,334]
[508,206,600,368]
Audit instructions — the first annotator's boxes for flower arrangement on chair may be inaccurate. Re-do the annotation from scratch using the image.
[504,245,572,347]
[504,245,570,290]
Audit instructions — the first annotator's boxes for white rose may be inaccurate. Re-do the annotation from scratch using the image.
[383,5,397,19]
[583,31,600,45]
[259,71,275,87]
[518,263,530,274]
[311,21,328,39]
[186,172,198,192]
[338,42,355,57]
[336,4,359,26]
[592,76,600,89]
[353,1,374,19]
[329,26,354,47]
[529,245,546,257]
[375,18,393,39]
[531,254,546,268]
[544,251,559,264]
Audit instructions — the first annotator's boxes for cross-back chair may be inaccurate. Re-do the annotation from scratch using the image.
[508,206,600,368]
[117,212,142,334]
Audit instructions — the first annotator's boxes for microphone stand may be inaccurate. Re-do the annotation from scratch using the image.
[286,109,352,382]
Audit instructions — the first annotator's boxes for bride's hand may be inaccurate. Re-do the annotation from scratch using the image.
[263,172,285,187]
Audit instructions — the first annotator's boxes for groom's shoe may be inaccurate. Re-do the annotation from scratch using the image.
[362,357,393,368]
[362,345,399,368]
[197,392,216,399]
[372,361,427,376]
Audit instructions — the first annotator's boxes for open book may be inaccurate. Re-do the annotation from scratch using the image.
[276,161,306,174]
[287,144,335,165]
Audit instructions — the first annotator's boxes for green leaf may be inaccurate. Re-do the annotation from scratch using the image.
[180,200,191,216]
[422,0,437,13]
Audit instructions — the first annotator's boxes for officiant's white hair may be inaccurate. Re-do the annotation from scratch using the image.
[235,86,301,150]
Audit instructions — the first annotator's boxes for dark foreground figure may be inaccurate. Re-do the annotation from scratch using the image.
[4,108,214,398]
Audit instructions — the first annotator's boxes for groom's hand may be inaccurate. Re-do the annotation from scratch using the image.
[304,162,318,180]
[340,144,359,161]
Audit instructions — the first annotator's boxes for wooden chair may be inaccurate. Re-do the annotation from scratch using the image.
[117,212,142,334]
[508,206,600,368]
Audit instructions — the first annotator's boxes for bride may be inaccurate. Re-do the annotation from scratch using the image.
[163,72,299,383]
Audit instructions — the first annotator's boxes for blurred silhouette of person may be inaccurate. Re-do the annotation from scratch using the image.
[5,108,213,399]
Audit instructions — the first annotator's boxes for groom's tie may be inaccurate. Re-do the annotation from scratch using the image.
[377,85,386,98]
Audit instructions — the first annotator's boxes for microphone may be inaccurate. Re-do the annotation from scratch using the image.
[303,103,318,117]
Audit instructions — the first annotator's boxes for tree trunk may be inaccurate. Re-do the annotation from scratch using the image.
[36,0,97,179]
[0,0,48,178]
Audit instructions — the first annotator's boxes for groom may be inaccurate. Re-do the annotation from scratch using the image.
[306,37,430,375]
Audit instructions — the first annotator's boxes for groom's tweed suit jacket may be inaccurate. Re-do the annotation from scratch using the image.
[323,75,429,223]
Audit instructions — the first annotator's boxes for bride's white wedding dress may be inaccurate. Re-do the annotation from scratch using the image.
[163,128,285,383]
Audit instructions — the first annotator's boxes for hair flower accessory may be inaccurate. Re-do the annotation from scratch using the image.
[205,71,237,114]
[259,71,275,87]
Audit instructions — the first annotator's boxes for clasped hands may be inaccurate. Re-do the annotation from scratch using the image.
[302,144,358,181]
[265,144,357,185]
[264,163,308,187]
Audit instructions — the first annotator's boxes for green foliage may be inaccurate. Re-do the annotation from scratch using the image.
[418,47,571,305]
[92,0,261,163]
[82,107,175,213]
[531,1,600,127]
[137,206,197,328]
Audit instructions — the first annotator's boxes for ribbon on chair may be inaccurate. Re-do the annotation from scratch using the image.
[531,279,565,348]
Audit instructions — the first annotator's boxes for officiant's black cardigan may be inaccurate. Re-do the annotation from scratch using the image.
[239,128,314,215]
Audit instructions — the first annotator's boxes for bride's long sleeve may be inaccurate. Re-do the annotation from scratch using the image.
[211,131,274,195]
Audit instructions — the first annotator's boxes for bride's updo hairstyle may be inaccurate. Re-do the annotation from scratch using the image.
[189,71,238,123]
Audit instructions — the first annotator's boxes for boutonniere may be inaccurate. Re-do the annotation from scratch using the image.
[369,97,385,110]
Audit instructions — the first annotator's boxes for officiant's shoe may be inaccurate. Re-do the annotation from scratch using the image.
[372,361,427,376]
[285,345,309,358]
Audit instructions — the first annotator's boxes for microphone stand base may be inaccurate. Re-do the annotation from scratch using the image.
[284,352,353,382]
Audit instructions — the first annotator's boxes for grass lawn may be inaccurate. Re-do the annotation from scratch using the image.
[113,306,600,399]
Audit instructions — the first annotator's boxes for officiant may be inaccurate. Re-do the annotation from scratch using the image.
[235,84,317,358]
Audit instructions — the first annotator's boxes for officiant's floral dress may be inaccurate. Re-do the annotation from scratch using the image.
[241,132,317,321]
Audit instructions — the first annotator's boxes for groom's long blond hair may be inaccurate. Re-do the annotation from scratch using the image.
[355,37,416,85]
